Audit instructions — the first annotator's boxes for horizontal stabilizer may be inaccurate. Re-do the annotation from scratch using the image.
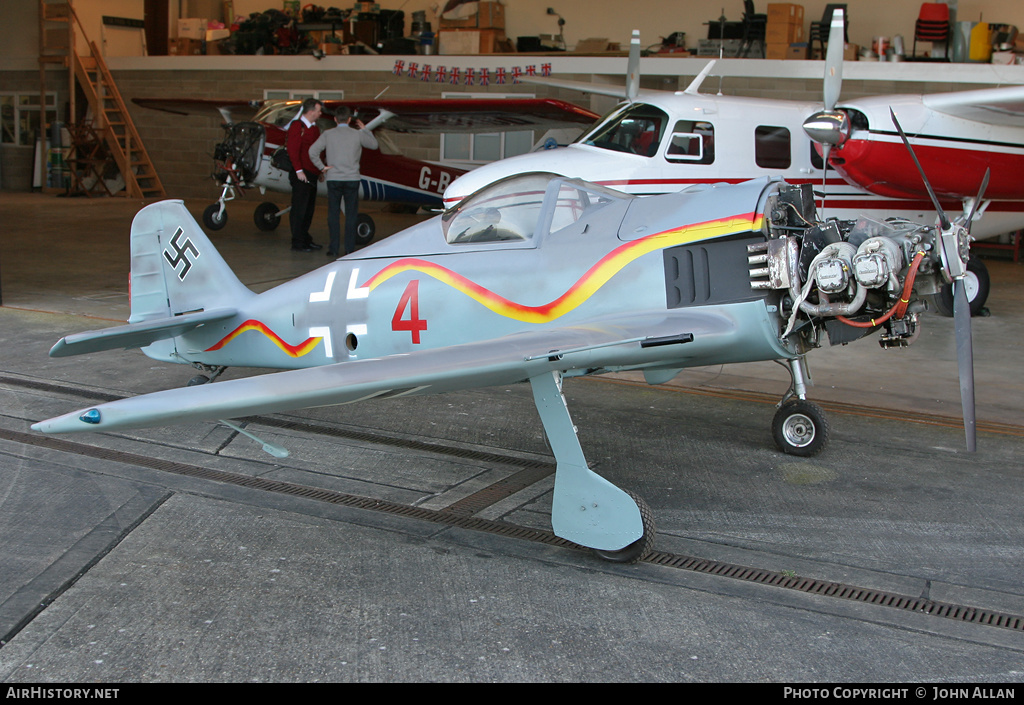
[49,308,237,358]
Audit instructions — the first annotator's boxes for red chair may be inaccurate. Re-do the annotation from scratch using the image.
[913,2,950,60]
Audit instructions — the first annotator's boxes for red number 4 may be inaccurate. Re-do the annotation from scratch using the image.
[392,279,428,344]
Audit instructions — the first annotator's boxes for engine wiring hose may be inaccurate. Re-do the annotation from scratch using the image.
[836,251,926,328]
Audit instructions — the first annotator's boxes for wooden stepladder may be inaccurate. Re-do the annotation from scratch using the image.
[39,0,165,199]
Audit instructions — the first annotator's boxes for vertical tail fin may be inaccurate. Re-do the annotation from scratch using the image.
[626,30,641,102]
[128,200,253,324]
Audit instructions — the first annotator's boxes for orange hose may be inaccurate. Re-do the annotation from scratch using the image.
[837,251,926,328]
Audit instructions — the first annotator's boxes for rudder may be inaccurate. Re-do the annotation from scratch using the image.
[129,200,253,324]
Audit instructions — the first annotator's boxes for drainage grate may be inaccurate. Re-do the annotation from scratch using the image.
[642,550,1024,632]
[3,426,1022,634]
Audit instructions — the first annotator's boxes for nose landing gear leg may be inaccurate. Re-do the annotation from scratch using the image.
[772,356,830,457]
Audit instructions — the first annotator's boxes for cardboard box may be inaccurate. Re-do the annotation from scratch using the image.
[574,38,621,53]
[439,1,505,30]
[767,3,803,24]
[320,42,345,55]
[766,42,789,60]
[206,28,230,41]
[177,18,208,39]
[786,43,809,59]
[169,37,204,55]
[813,43,859,61]
[766,21,804,44]
[438,28,508,54]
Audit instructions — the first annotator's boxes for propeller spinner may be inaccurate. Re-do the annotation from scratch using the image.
[889,108,984,453]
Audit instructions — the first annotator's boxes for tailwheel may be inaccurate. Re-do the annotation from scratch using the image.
[186,365,226,387]
[593,490,656,564]
[772,399,830,457]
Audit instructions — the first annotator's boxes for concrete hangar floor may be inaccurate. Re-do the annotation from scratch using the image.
[0,191,1021,682]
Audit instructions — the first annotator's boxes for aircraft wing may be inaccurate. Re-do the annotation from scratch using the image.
[131,98,264,124]
[134,96,599,133]
[324,98,600,134]
[33,309,739,435]
[921,85,1024,127]
[516,76,630,100]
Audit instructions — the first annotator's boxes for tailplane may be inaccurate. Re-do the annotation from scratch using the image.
[48,200,251,359]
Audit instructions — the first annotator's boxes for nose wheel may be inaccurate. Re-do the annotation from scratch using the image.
[772,399,829,457]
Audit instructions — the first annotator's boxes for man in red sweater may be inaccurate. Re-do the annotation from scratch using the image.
[286,98,324,252]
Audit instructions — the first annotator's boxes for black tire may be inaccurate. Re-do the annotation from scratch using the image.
[202,204,228,231]
[254,201,282,232]
[931,256,990,317]
[772,399,830,457]
[187,375,210,387]
[355,213,375,247]
[593,490,656,564]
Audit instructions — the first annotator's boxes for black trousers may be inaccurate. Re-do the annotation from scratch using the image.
[288,171,318,247]
[327,180,361,255]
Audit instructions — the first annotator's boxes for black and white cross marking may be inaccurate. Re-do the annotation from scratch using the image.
[163,227,200,280]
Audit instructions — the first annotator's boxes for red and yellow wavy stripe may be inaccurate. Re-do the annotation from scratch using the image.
[361,212,762,323]
[205,319,322,357]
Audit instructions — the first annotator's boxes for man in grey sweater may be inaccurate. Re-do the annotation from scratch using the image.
[308,107,380,256]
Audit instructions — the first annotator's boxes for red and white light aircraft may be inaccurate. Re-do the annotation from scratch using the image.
[444,11,1024,314]
[134,95,599,243]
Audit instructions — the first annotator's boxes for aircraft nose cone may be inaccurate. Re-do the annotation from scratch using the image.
[803,110,850,146]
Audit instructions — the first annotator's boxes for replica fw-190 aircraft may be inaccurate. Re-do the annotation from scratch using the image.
[34,150,984,561]
[134,95,599,243]
[444,10,1024,317]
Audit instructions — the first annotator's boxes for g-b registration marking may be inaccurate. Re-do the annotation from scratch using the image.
[418,166,451,194]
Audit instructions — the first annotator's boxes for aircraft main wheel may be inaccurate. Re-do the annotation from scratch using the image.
[254,201,282,232]
[592,490,655,564]
[772,399,829,457]
[187,375,210,386]
[355,213,375,247]
[930,256,990,317]
[203,204,228,231]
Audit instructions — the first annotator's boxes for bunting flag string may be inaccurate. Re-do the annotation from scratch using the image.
[394,60,554,86]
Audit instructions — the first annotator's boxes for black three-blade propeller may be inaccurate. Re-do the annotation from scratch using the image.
[889,107,987,452]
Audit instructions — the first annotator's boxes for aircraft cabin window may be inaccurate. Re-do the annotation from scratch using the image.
[665,120,715,164]
[581,104,668,157]
[755,125,792,169]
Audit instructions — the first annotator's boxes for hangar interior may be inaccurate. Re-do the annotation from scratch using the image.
[1,2,1024,679]
[1,0,1022,392]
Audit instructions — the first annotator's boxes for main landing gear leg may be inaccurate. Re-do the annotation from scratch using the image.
[772,356,830,457]
[529,371,655,563]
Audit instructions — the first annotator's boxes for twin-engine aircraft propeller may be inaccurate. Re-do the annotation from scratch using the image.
[801,7,849,188]
[889,107,986,453]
